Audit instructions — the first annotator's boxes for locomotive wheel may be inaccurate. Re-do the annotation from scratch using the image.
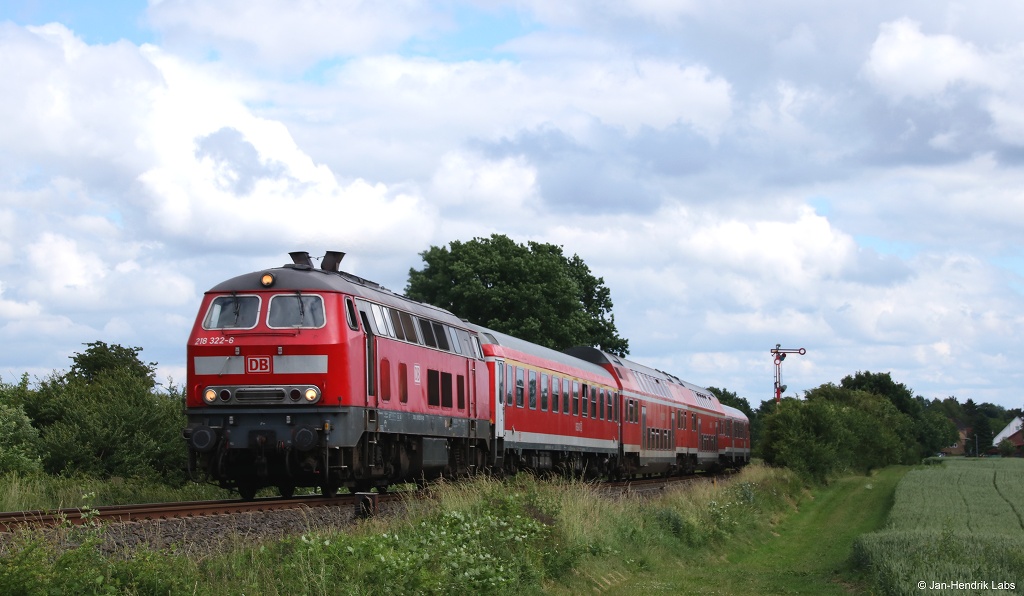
[237,481,258,501]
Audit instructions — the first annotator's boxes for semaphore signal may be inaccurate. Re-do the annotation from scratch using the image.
[770,343,806,404]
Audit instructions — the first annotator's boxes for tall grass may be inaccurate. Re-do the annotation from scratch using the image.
[0,472,233,512]
[0,465,804,595]
[854,458,1024,595]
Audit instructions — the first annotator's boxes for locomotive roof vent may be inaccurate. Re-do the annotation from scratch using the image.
[321,250,345,272]
[289,251,314,269]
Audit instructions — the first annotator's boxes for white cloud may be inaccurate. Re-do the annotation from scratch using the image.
[863,18,1004,100]
[148,0,442,68]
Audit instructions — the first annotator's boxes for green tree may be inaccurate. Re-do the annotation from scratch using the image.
[20,342,186,483]
[759,397,850,483]
[68,340,157,388]
[406,234,629,355]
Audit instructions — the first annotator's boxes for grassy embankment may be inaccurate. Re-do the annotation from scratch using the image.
[855,457,1024,595]
[0,464,905,595]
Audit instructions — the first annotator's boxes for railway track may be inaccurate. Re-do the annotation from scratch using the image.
[0,471,731,533]
[0,492,403,532]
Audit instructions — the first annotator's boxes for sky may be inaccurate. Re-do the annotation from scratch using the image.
[1,1,1023,410]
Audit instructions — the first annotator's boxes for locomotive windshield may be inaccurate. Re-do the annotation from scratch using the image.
[203,295,260,329]
[268,294,325,328]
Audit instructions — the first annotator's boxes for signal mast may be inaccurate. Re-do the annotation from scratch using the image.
[771,343,806,403]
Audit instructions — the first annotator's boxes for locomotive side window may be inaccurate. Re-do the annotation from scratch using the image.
[428,369,441,407]
[399,311,420,343]
[203,295,260,329]
[457,375,466,410]
[380,359,392,401]
[457,329,472,355]
[448,327,462,354]
[375,304,394,337]
[441,372,453,408]
[432,322,451,351]
[345,298,359,330]
[419,318,438,348]
[268,294,325,328]
[387,308,407,341]
[399,363,409,403]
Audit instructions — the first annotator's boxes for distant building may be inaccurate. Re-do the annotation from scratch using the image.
[993,417,1022,447]
[993,417,1023,456]
[940,427,968,456]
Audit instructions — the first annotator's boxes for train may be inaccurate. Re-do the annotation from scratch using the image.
[182,251,749,499]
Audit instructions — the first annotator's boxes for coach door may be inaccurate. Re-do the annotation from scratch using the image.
[640,406,648,464]
[492,359,505,465]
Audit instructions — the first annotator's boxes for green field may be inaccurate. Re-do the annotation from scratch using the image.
[855,458,1024,595]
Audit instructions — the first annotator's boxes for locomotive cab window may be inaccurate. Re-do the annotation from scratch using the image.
[268,294,325,328]
[203,295,260,329]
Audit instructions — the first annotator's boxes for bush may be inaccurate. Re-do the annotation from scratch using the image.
[0,402,42,475]
[27,368,187,483]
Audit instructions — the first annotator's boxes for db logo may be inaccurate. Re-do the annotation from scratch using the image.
[246,356,272,374]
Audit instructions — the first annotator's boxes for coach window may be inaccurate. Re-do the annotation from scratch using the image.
[610,392,616,422]
[516,367,525,408]
[590,387,597,419]
[529,371,538,410]
[598,388,605,420]
[399,363,409,403]
[562,379,570,414]
[505,364,514,407]
[572,381,580,416]
[551,376,559,413]
[380,359,392,401]
[580,385,589,418]
[540,373,549,411]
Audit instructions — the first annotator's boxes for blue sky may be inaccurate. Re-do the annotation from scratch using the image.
[1,0,1023,410]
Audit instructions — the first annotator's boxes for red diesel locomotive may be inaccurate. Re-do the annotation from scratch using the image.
[182,251,749,498]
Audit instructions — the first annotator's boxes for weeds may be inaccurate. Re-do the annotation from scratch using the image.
[0,465,802,595]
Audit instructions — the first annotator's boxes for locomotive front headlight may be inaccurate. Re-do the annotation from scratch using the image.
[204,388,217,404]
[260,272,276,287]
[304,387,319,402]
